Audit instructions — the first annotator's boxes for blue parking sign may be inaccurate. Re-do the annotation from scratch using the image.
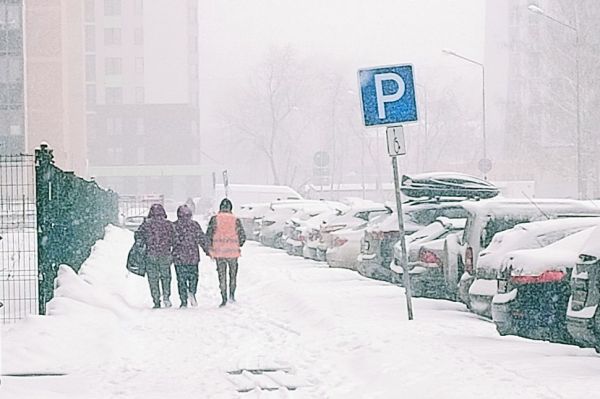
[358,64,418,126]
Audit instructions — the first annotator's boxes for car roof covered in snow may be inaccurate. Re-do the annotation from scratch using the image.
[502,226,598,276]
[460,198,600,218]
[577,223,600,259]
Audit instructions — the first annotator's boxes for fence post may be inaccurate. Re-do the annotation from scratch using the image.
[35,144,55,315]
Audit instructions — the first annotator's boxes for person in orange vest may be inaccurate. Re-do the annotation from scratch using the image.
[206,198,246,307]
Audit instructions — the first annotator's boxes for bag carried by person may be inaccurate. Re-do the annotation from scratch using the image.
[126,232,147,276]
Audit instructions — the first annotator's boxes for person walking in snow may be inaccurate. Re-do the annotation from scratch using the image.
[138,203,175,308]
[206,198,246,307]
[172,204,210,308]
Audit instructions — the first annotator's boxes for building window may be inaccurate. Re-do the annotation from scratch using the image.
[137,147,145,163]
[105,57,122,75]
[104,0,121,16]
[135,57,144,74]
[86,55,96,81]
[105,87,122,104]
[86,84,96,107]
[135,87,144,104]
[85,26,95,51]
[104,28,121,46]
[136,118,144,135]
[106,117,122,136]
[134,27,143,45]
[85,0,95,22]
[134,0,143,15]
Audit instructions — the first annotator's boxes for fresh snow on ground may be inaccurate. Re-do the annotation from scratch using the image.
[2,225,600,398]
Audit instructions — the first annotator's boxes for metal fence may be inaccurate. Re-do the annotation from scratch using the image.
[0,154,38,323]
[118,194,164,222]
[36,145,119,314]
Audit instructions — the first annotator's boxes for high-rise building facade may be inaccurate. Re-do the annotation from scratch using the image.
[486,0,600,198]
[85,0,202,200]
[0,0,24,155]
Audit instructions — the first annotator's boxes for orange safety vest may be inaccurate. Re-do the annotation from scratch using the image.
[210,212,241,258]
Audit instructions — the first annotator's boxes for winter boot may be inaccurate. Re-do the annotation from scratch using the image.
[189,292,198,307]
[163,297,172,308]
[219,293,227,307]
[153,303,161,309]
[229,290,236,302]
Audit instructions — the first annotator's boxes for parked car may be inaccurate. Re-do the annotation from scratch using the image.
[314,203,390,261]
[566,225,600,353]
[492,226,598,343]
[391,217,466,297]
[467,217,600,318]
[238,202,272,241]
[358,199,470,282]
[447,198,600,303]
[258,200,345,249]
[123,215,145,232]
[326,221,376,270]
[284,208,343,256]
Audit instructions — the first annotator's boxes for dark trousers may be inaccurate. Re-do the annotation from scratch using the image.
[146,255,172,305]
[216,258,238,299]
[175,264,199,304]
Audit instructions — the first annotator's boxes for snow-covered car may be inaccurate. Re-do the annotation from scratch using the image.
[391,217,466,297]
[467,217,600,318]
[400,172,500,200]
[492,226,598,343]
[448,198,600,304]
[313,203,390,261]
[259,200,345,249]
[567,226,600,353]
[325,222,372,270]
[283,207,343,256]
[123,215,145,231]
[358,200,469,282]
[238,202,272,241]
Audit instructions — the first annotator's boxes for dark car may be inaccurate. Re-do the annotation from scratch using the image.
[492,226,597,344]
[567,226,600,353]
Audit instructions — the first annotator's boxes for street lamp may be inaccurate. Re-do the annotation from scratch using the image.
[442,48,489,179]
[528,4,582,199]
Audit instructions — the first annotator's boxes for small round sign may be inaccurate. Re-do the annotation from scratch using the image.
[478,158,492,174]
[313,151,330,167]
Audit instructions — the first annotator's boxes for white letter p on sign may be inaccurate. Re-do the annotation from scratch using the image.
[374,73,405,119]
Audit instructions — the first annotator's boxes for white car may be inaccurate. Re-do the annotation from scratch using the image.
[325,224,370,270]
[468,217,600,318]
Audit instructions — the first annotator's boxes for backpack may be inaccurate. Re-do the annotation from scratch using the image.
[126,233,147,276]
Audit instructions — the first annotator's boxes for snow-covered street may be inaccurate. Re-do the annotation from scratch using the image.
[2,225,600,399]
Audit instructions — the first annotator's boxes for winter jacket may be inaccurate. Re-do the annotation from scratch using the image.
[137,203,174,258]
[172,205,209,265]
[206,211,246,259]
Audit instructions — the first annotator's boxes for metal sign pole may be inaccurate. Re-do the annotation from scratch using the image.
[388,129,414,321]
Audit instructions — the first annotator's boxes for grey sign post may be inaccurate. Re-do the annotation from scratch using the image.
[386,126,414,320]
[358,64,418,320]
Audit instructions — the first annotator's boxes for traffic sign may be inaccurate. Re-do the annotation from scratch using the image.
[313,151,330,167]
[478,158,492,174]
[386,126,406,157]
[358,64,418,127]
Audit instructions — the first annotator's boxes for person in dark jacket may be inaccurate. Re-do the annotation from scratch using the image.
[137,203,174,308]
[172,205,209,308]
[206,198,246,307]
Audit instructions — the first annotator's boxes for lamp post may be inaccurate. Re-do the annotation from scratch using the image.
[442,48,488,179]
[528,4,582,199]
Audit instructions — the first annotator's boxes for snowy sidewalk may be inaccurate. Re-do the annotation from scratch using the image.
[2,226,600,399]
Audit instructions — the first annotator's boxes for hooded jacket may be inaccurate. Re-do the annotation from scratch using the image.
[172,205,209,265]
[137,203,174,258]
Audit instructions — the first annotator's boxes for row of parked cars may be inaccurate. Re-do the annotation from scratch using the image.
[238,173,600,353]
